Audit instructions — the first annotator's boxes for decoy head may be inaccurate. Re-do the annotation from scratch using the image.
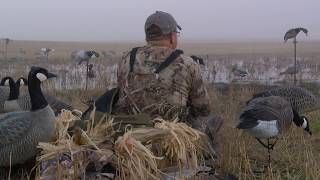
[293,114,312,135]
[86,51,100,58]
[0,76,15,87]
[301,116,312,135]
[29,66,57,84]
[15,77,28,87]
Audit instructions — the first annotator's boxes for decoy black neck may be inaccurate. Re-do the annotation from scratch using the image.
[8,79,19,100]
[292,109,303,127]
[28,74,48,111]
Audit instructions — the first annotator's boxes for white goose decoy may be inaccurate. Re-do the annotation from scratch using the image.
[237,96,311,164]
[0,66,56,167]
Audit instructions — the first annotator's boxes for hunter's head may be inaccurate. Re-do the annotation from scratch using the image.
[145,11,182,49]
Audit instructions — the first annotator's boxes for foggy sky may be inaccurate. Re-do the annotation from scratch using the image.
[0,0,319,42]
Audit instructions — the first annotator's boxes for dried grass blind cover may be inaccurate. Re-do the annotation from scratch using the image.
[37,110,213,179]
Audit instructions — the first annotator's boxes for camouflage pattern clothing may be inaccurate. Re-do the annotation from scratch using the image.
[114,45,211,121]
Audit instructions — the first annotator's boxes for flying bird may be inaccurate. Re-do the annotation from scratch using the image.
[284,28,308,42]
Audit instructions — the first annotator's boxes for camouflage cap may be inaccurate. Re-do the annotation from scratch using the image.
[145,11,182,38]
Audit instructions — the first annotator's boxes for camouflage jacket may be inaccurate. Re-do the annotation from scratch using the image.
[114,45,211,121]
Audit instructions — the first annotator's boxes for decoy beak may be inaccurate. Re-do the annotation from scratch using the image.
[47,73,57,78]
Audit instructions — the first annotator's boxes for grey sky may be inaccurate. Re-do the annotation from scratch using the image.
[0,0,318,42]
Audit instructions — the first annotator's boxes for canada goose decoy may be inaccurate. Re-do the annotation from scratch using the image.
[190,55,205,65]
[17,91,76,116]
[280,66,300,75]
[12,77,78,116]
[231,66,248,78]
[249,86,319,113]
[0,76,25,112]
[16,77,28,95]
[0,66,56,167]
[237,96,312,165]
[0,77,14,112]
[71,50,100,65]
[0,76,74,115]
[284,27,308,42]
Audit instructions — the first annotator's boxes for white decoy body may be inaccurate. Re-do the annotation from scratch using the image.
[0,67,56,166]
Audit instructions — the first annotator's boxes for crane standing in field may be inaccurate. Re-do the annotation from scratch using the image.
[284,27,308,85]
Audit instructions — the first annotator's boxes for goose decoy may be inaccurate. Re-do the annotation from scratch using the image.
[0,77,14,112]
[15,77,28,95]
[0,77,24,112]
[279,66,299,75]
[190,55,205,65]
[71,50,100,65]
[249,86,319,113]
[237,96,312,165]
[40,48,55,61]
[0,66,56,167]
[284,27,308,42]
[13,77,78,116]
[17,91,76,116]
[0,76,75,115]
[231,66,248,78]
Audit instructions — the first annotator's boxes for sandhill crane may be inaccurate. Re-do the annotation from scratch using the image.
[284,27,308,85]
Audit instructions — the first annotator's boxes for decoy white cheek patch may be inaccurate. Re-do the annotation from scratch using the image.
[36,73,47,82]
[302,119,307,129]
[4,79,9,86]
[20,79,25,85]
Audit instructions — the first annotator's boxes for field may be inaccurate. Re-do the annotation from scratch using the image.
[1,40,320,179]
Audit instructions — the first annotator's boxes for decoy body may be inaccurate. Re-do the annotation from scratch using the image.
[280,66,299,75]
[238,96,312,165]
[18,93,75,116]
[250,86,319,113]
[231,66,248,78]
[284,27,308,42]
[71,50,100,65]
[0,67,56,166]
